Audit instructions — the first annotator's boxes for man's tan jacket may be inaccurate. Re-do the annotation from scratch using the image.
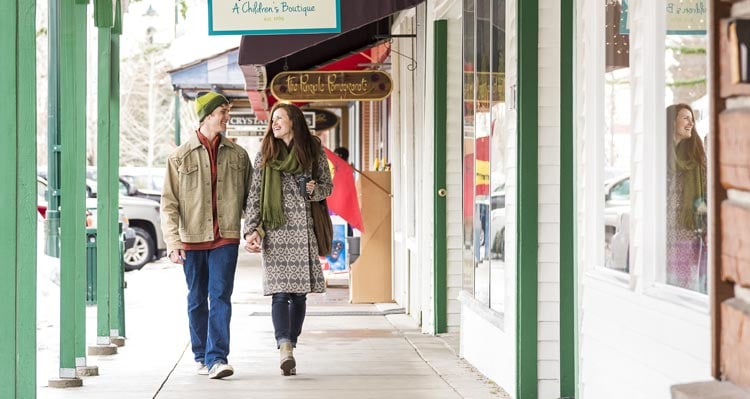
[161,133,251,253]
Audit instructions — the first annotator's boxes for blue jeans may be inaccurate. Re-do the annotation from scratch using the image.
[271,293,307,347]
[474,203,490,261]
[183,244,238,368]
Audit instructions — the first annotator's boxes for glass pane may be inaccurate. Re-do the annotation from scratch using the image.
[603,0,631,272]
[489,0,506,312]
[462,0,476,295]
[474,0,492,306]
[664,5,708,293]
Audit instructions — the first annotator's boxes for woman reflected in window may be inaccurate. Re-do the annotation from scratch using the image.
[666,103,707,293]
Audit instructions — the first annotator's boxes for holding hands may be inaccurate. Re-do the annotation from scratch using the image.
[244,231,262,253]
[306,179,316,195]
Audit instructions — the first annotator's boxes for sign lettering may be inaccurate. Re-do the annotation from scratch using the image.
[208,0,341,36]
[271,71,393,102]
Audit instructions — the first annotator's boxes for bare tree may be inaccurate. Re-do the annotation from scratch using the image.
[36,2,49,166]
[119,40,175,167]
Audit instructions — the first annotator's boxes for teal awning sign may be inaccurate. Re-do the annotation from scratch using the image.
[619,0,706,35]
[208,0,341,36]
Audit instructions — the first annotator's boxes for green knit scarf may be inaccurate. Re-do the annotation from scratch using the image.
[261,145,303,230]
[670,141,705,231]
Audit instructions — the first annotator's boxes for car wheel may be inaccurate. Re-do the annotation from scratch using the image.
[123,227,155,271]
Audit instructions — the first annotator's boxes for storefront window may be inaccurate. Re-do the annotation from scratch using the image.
[596,0,709,294]
[663,2,708,294]
[463,0,507,312]
[462,0,476,296]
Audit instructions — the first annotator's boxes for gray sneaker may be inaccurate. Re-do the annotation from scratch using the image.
[208,362,234,379]
[196,362,208,375]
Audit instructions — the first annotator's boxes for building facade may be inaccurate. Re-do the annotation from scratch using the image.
[380,0,716,398]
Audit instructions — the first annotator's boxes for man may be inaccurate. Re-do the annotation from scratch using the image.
[333,146,349,163]
[161,91,251,379]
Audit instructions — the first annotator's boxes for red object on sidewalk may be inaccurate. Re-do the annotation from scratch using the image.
[323,147,364,232]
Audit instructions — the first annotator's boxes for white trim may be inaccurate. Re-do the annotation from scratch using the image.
[635,0,667,294]
[644,283,710,314]
[580,0,606,274]
[584,268,632,289]
[59,368,76,378]
[458,290,505,329]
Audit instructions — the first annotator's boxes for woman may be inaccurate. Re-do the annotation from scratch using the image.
[243,103,332,376]
[666,103,707,293]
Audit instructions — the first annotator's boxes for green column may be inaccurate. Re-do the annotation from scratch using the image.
[0,1,37,398]
[111,2,126,338]
[516,0,539,398]
[58,0,88,379]
[96,25,117,346]
[433,19,448,334]
[47,0,61,257]
[559,0,577,397]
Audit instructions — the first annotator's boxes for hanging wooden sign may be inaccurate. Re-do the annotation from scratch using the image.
[271,71,393,101]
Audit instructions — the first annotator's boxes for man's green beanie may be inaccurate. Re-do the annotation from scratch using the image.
[195,91,229,122]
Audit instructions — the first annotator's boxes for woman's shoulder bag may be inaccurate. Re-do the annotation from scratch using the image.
[310,150,333,256]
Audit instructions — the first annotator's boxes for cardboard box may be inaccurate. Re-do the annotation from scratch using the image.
[349,171,392,303]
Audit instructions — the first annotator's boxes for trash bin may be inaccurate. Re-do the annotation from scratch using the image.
[85,227,97,305]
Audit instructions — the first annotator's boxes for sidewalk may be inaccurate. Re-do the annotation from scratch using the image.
[38,251,508,399]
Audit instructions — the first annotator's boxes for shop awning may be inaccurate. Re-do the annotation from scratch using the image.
[238,0,423,119]
[167,47,247,101]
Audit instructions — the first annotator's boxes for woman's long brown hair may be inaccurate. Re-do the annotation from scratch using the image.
[666,103,707,171]
[259,102,320,169]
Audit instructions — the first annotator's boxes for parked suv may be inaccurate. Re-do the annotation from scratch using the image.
[38,172,166,270]
[118,195,165,270]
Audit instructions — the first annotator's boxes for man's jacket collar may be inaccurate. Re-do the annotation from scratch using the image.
[186,131,235,151]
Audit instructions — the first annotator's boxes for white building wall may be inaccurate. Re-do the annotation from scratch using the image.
[436,0,465,333]
[417,2,435,334]
[390,0,465,335]
[577,1,711,398]
[537,1,561,398]
[390,15,409,317]
[391,11,420,326]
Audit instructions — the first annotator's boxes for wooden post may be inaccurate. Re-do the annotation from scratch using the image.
[0,1,37,397]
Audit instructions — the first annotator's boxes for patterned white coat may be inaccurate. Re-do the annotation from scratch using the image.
[243,146,332,295]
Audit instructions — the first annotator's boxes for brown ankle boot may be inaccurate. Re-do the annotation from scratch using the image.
[279,342,296,376]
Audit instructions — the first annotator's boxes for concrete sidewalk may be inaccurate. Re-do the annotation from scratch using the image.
[38,251,508,399]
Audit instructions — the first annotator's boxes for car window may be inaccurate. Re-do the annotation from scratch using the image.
[609,178,629,201]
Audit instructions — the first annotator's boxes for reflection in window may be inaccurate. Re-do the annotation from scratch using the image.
[666,104,706,293]
[664,3,708,293]
[462,0,476,296]
[462,0,507,313]
[473,0,492,305]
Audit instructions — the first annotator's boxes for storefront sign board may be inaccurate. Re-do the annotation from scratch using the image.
[208,0,341,35]
[271,71,393,102]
